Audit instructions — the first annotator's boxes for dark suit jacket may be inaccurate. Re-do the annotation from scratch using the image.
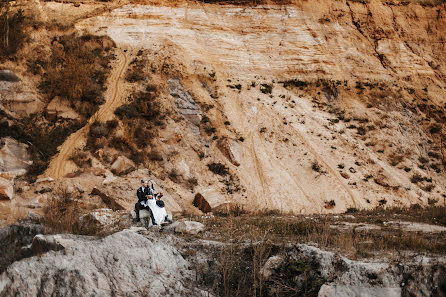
[137,186,152,203]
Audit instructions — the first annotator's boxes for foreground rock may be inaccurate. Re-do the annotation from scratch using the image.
[110,156,136,176]
[0,173,14,200]
[174,221,205,235]
[0,137,33,176]
[0,228,209,297]
[0,222,444,297]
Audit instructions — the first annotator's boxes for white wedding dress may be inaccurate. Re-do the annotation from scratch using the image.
[146,199,168,225]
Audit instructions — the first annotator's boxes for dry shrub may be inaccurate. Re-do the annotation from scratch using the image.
[35,34,115,118]
[208,162,229,176]
[388,153,404,166]
[69,151,91,168]
[41,190,82,234]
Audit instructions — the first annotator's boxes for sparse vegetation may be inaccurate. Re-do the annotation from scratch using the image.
[410,173,424,183]
[35,34,115,118]
[0,113,82,179]
[0,8,26,59]
[311,161,321,173]
[260,83,272,94]
[208,162,230,176]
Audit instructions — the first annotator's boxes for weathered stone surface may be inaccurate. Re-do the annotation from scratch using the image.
[79,208,117,230]
[91,187,126,211]
[35,177,54,184]
[0,70,20,82]
[383,221,446,233]
[110,156,135,176]
[261,255,284,279]
[174,221,205,235]
[45,96,80,121]
[0,222,45,273]
[217,138,241,166]
[0,72,44,116]
[0,137,32,176]
[193,189,231,213]
[0,229,207,297]
[193,193,212,213]
[0,173,14,200]
[168,78,202,126]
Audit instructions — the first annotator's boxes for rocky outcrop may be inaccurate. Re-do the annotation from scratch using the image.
[0,137,33,176]
[110,156,135,176]
[45,96,80,121]
[193,193,212,213]
[259,244,446,297]
[0,173,14,200]
[0,229,209,297]
[174,221,205,235]
[217,138,241,166]
[0,222,45,273]
[78,208,123,233]
[193,189,231,213]
[0,71,44,116]
[168,78,202,126]
[91,187,126,211]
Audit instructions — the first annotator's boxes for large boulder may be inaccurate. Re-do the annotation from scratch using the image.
[174,221,205,235]
[79,208,117,228]
[193,193,212,213]
[0,229,206,296]
[0,137,33,176]
[0,222,45,273]
[91,187,126,211]
[45,97,80,121]
[0,71,45,116]
[110,156,135,176]
[217,138,241,166]
[193,189,231,213]
[0,173,14,200]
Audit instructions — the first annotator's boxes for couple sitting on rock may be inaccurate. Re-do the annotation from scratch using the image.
[134,179,170,226]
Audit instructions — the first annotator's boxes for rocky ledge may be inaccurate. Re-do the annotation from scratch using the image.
[0,222,444,297]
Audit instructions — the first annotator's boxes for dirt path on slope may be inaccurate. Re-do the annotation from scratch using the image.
[43,48,128,178]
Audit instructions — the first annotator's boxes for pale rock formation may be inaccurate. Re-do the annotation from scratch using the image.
[91,187,126,211]
[0,173,14,200]
[168,78,202,126]
[0,229,208,297]
[217,137,241,166]
[45,96,80,121]
[110,155,135,175]
[0,71,44,116]
[174,220,205,235]
[0,137,32,176]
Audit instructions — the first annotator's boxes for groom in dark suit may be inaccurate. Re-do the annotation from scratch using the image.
[134,180,157,225]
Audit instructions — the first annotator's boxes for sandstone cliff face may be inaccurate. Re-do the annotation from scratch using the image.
[73,0,445,213]
[0,0,445,216]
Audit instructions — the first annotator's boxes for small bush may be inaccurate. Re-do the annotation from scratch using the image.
[36,34,115,118]
[311,161,321,172]
[260,83,272,94]
[429,124,442,134]
[169,168,181,183]
[388,153,404,166]
[282,79,309,88]
[410,173,424,183]
[345,207,359,213]
[186,177,198,190]
[208,162,229,176]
